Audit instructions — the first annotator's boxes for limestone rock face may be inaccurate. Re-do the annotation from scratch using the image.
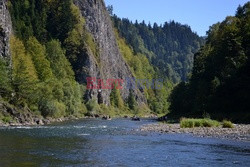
[0,0,12,60]
[74,0,146,105]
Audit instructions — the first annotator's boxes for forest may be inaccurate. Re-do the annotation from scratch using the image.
[1,0,89,119]
[0,0,249,123]
[168,2,250,123]
[0,0,172,120]
[110,10,204,83]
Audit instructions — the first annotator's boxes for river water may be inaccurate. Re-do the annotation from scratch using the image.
[0,119,249,167]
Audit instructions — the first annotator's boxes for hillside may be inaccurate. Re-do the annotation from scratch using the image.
[111,14,204,83]
[168,2,250,123]
[2,0,243,126]
[0,0,173,124]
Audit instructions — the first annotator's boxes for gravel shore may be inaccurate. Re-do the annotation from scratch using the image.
[140,123,250,141]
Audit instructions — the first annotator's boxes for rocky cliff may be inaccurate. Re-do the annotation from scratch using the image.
[0,0,12,60]
[74,0,146,105]
[0,0,146,106]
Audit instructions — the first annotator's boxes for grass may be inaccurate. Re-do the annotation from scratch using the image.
[222,120,234,128]
[180,118,220,128]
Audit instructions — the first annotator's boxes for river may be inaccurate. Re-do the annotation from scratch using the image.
[0,119,250,166]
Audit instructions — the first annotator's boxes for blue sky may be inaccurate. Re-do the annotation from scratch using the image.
[104,0,249,36]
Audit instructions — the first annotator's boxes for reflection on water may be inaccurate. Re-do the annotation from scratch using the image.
[0,119,250,167]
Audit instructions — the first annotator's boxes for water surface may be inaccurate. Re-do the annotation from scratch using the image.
[0,119,249,166]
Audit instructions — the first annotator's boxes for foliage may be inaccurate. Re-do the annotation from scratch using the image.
[180,118,220,128]
[112,16,204,83]
[169,2,250,123]
[222,120,234,128]
[8,35,86,118]
[2,115,12,124]
[26,37,53,81]
[127,90,136,111]
[86,99,100,113]
[0,58,12,97]
[6,0,207,118]
[46,40,74,80]
[10,37,38,106]
[6,0,89,119]
[110,84,124,109]
[47,0,78,42]
[116,30,172,115]
[99,104,116,117]
[134,104,152,117]
[39,99,66,118]
[115,30,155,79]
[9,0,48,42]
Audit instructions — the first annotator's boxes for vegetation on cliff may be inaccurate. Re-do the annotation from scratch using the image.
[1,0,89,121]
[2,0,248,124]
[115,30,172,115]
[1,0,159,121]
[111,12,204,83]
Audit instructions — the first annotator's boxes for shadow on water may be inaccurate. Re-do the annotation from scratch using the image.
[0,133,95,166]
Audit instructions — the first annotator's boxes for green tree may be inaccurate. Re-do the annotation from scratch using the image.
[47,0,77,42]
[26,37,53,81]
[10,37,38,106]
[11,37,38,81]
[112,16,204,83]
[169,2,250,123]
[127,89,136,111]
[46,40,74,80]
[110,83,124,109]
[0,58,12,97]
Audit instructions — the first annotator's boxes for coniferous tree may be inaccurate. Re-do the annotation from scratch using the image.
[46,40,74,80]
[0,58,12,97]
[169,2,250,123]
[26,37,53,81]
[127,89,136,111]
[110,83,124,109]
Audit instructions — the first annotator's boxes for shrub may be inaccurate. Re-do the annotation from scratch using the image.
[180,118,190,128]
[39,99,66,118]
[180,118,195,128]
[180,118,220,128]
[2,116,12,123]
[86,99,100,112]
[222,120,234,128]
[99,104,108,115]
[110,84,124,109]
[52,101,66,118]
[201,119,220,127]
[194,120,202,127]
[135,104,151,117]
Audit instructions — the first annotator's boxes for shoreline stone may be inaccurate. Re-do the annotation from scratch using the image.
[140,123,250,142]
[0,116,86,127]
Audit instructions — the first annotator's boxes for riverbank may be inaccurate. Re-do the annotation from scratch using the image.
[140,123,250,141]
[0,100,85,126]
[0,116,83,127]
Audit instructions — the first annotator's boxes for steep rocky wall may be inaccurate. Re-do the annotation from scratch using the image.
[0,0,12,60]
[74,0,146,105]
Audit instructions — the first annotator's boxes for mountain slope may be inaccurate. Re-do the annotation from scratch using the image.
[0,0,151,124]
[168,2,250,123]
[112,16,204,82]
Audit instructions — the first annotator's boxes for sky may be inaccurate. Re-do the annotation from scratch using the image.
[104,0,249,36]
